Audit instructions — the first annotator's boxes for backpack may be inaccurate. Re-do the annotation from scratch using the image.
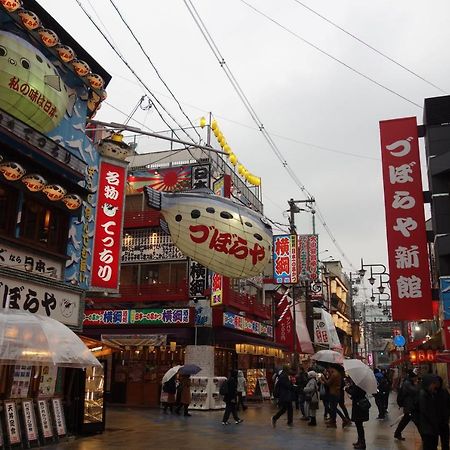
[219,380,229,396]
[397,383,406,407]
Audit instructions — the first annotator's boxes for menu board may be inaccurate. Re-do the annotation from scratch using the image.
[22,400,38,442]
[258,378,271,399]
[37,399,53,438]
[10,365,32,398]
[38,366,58,397]
[4,401,21,445]
[52,398,67,436]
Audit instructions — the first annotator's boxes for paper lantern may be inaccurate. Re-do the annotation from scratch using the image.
[72,59,91,77]
[223,144,231,154]
[229,153,237,166]
[219,136,226,147]
[43,184,66,201]
[62,194,82,210]
[211,119,218,131]
[55,44,75,63]
[18,10,40,30]
[0,161,25,181]
[253,176,261,186]
[213,128,220,138]
[22,173,46,192]
[38,28,59,47]
[238,164,245,175]
[100,89,108,101]
[199,117,207,128]
[1,0,22,12]
[86,73,105,90]
[144,187,273,279]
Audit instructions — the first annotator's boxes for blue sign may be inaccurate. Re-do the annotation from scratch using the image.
[440,277,450,320]
[393,335,406,347]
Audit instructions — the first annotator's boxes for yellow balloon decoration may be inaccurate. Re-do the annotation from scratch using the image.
[213,128,220,138]
[238,164,244,174]
[253,176,261,186]
[229,153,237,165]
[200,117,207,128]
[211,119,218,131]
[224,144,231,154]
[219,136,226,148]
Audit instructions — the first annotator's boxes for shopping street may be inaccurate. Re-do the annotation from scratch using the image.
[48,398,422,450]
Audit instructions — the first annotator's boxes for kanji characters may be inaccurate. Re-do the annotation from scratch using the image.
[104,185,119,200]
[395,245,419,269]
[397,275,422,299]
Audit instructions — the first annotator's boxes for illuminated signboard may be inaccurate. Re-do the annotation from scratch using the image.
[222,311,273,338]
[273,234,298,284]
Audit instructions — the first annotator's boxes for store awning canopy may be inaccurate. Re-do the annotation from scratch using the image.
[0,308,101,368]
[101,334,167,348]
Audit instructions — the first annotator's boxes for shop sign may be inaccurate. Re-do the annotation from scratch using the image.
[0,242,62,279]
[191,299,212,326]
[298,234,319,281]
[273,234,298,284]
[51,398,66,436]
[0,108,87,176]
[314,320,329,345]
[191,164,210,189]
[22,400,38,442]
[210,272,223,306]
[222,311,273,338]
[10,364,32,398]
[4,401,20,445]
[0,275,81,327]
[189,259,208,299]
[84,308,193,326]
[440,277,450,320]
[91,161,126,290]
[37,399,53,438]
[379,117,432,320]
[409,350,436,363]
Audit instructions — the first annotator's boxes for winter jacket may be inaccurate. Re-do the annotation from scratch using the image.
[296,371,309,391]
[324,368,342,397]
[276,371,296,403]
[401,377,420,413]
[418,375,439,437]
[224,375,238,403]
[347,384,369,423]
[304,378,319,409]
[177,375,191,405]
[436,385,450,426]
[237,370,247,394]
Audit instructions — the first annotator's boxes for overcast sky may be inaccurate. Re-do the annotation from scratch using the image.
[40,0,450,276]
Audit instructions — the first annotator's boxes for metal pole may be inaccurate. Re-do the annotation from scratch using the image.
[292,286,297,368]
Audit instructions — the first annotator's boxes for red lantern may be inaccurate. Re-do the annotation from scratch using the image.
[18,10,40,30]
[0,0,22,12]
[38,28,59,47]
[55,44,76,63]
[72,59,90,77]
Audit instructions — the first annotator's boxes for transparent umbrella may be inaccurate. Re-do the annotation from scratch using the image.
[311,350,344,365]
[0,309,101,368]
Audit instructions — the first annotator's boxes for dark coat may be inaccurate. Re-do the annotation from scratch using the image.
[177,375,191,405]
[418,375,439,437]
[223,376,238,403]
[276,371,295,403]
[436,385,450,425]
[346,384,369,423]
[401,377,419,413]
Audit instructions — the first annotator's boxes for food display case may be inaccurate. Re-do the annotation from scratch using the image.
[80,364,105,434]
[246,369,266,399]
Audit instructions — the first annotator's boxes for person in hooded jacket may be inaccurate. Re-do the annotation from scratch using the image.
[418,374,440,450]
[236,370,248,411]
[303,371,319,426]
[346,377,369,450]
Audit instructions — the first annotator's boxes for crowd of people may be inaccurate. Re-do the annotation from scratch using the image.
[161,365,450,450]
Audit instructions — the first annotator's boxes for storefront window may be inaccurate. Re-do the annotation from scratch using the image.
[0,184,18,236]
[19,196,69,253]
[121,262,187,286]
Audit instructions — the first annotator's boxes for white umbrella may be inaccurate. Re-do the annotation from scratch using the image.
[343,359,378,394]
[0,309,101,368]
[162,365,181,384]
[311,349,344,365]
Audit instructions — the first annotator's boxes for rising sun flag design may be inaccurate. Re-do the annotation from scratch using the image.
[127,167,191,193]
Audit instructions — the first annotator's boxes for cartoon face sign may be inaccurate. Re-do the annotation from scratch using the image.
[60,298,76,318]
[102,203,118,217]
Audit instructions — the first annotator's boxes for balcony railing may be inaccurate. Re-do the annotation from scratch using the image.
[123,210,162,229]
[93,281,189,304]
[226,289,272,320]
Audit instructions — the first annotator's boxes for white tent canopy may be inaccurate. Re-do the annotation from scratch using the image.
[0,308,101,368]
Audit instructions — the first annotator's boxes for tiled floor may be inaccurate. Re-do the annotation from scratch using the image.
[48,399,423,450]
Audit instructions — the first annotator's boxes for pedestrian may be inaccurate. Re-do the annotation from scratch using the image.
[394,369,420,441]
[381,369,392,414]
[237,370,248,411]
[175,374,192,417]
[323,365,342,428]
[222,370,243,425]
[272,365,295,428]
[162,374,177,413]
[318,372,331,420]
[296,366,309,419]
[303,370,319,426]
[338,375,352,428]
[436,376,450,450]
[418,374,440,450]
[374,369,389,419]
[346,377,370,449]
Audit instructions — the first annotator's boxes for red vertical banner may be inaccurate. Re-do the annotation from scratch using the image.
[91,161,126,290]
[379,117,432,320]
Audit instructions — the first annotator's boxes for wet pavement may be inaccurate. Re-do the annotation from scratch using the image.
[48,397,423,450]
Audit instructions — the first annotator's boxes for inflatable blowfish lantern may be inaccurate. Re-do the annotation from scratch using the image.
[144,187,272,279]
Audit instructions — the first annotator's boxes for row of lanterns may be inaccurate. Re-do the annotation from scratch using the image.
[0,0,106,115]
[235,343,283,358]
[0,156,82,210]
[199,117,261,187]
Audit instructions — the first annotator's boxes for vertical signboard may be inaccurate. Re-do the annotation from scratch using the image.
[52,398,67,437]
[189,259,208,300]
[210,272,223,306]
[273,234,298,284]
[91,161,126,290]
[22,400,38,443]
[37,399,53,439]
[379,117,432,320]
[298,234,319,280]
[4,401,21,445]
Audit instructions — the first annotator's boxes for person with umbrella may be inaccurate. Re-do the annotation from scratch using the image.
[346,377,370,449]
[162,374,177,414]
[175,373,192,416]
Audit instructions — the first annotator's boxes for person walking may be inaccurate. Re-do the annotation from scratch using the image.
[236,370,248,412]
[303,370,319,426]
[374,369,390,419]
[394,369,420,441]
[175,374,192,417]
[323,366,342,428]
[339,375,352,428]
[319,373,331,420]
[162,374,177,413]
[272,366,295,428]
[222,370,243,425]
[436,376,450,450]
[296,366,309,419]
[346,378,369,449]
[418,374,440,450]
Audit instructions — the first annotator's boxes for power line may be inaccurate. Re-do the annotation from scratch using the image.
[239,0,422,109]
[107,0,204,144]
[291,0,447,95]
[74,0,200,145]
[183,0,356,269]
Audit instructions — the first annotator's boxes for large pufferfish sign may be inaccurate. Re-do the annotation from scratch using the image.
[145,187,272,279]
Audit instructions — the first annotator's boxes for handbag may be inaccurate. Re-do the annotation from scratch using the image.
[356,397,371,411]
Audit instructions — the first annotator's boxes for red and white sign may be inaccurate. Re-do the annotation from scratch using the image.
[91,161,126,290]
[380,117,432,320]
[210,272,223,306]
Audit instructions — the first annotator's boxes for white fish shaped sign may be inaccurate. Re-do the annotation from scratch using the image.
[144,187,273,279]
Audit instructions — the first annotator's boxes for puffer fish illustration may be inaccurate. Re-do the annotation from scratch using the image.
[0,30,77,133]
[144,187,272,279]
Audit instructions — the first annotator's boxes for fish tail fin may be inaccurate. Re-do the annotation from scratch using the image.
[144,186,162,210]
[160,219,170,235]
